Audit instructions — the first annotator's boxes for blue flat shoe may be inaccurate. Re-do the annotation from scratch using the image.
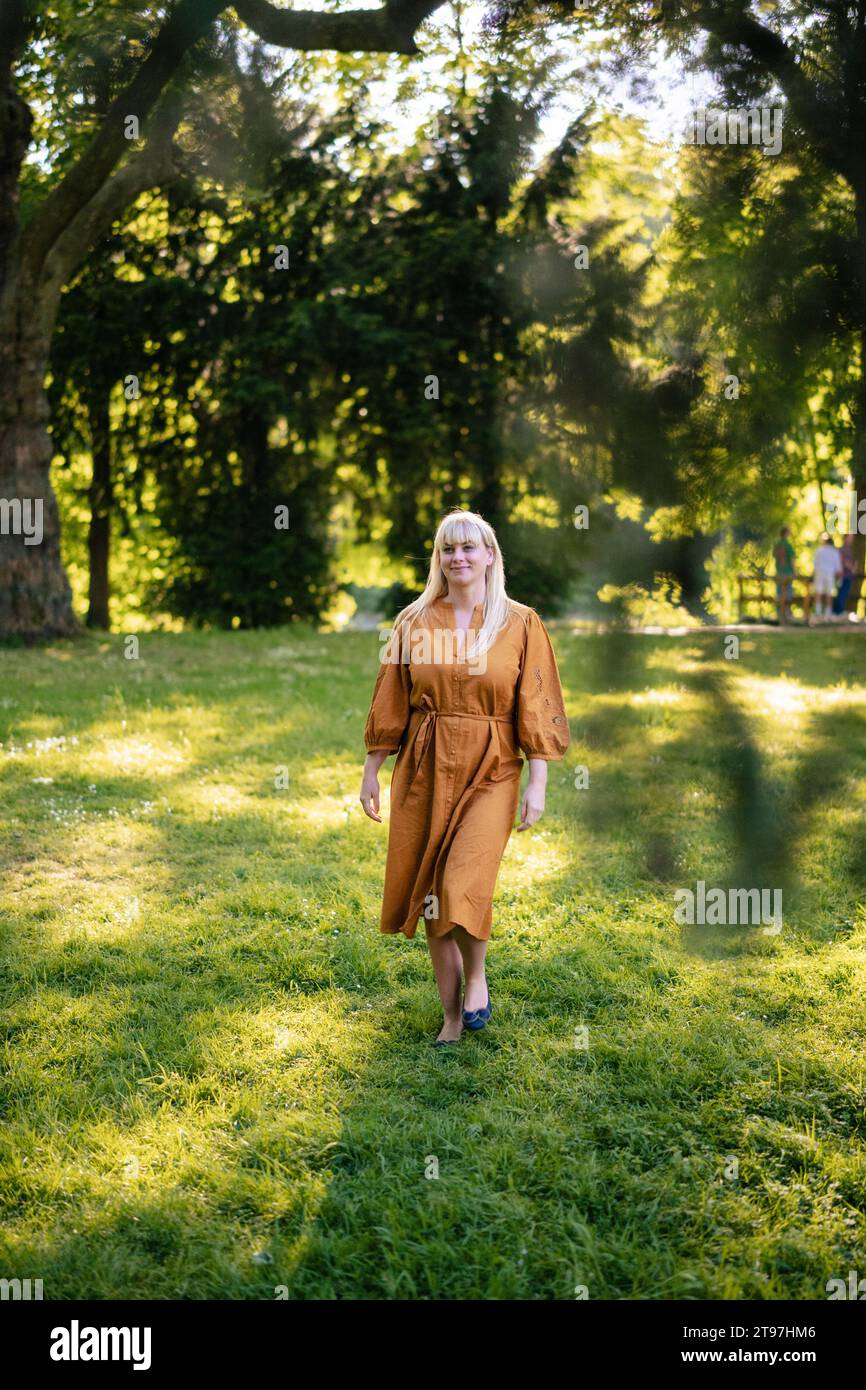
[462,990,492,1032]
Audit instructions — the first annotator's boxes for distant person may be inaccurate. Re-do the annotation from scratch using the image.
[813,532,842,619]
[773,526,795,624]
[832,532,856,616]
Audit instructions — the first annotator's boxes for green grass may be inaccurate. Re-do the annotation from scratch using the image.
[1,625,864,1299]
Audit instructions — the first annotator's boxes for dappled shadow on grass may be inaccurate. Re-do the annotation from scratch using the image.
[559,632,865,953]
[1,628,864,1296]
[5,903,862,1299]
[10,629,859,956]
[1,911,861,1289]
[235,920,865,1299]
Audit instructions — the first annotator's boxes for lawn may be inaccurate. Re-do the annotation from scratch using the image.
[1,624,864,1299]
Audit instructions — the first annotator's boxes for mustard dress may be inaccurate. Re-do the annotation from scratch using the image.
[364,598,570,941]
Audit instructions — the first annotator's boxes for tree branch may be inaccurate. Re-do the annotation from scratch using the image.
[233,0,444,55]
[19,0,227,283]
[17,0,446,289]
[693,1,846,175]
[41,92,189,310]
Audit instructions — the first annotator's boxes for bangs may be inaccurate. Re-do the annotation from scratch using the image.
[438,516,485,550]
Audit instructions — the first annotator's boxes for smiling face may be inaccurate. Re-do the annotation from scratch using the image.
[440,530,493,594]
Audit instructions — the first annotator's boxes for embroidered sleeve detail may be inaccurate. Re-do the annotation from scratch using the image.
[515,611,570,760]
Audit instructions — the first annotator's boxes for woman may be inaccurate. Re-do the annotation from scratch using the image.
[360,510,570,1046]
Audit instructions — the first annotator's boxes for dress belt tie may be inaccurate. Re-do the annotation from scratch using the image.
[408,700,513,788]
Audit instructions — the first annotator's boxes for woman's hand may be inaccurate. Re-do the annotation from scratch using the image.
[517,760,547,831]
[360,752,387,822]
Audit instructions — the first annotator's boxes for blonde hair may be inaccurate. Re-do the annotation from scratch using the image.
[387,509,514,662]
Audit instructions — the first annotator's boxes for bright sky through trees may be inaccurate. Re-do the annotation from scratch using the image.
[236,0,717,161]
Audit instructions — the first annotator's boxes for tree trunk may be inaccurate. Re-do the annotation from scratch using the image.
[86,392,113,630]
[0,288,79,639]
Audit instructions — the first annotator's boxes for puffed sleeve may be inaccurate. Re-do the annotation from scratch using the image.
[514,609,570,759]
[363,618,412,755]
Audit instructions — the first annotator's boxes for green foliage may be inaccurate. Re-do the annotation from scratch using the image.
[150,468,335,629]
[39,0,866,631]
[497,517,582,614]
[660,140,858,525]
[597,574,702,628]
[51,70,664,624]
[703,533,770,626]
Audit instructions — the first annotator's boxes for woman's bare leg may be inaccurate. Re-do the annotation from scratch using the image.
[425,924,464,1042]
[452,924,488,1012]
